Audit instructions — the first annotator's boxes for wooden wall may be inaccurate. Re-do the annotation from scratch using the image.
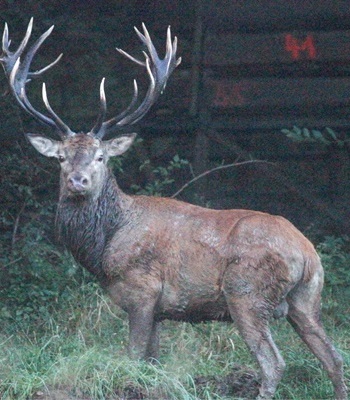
[140,0,350,233]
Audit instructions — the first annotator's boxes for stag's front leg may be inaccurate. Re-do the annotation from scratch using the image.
[128,303,158,360]
[145,320,160,360]
[107,275,161,360]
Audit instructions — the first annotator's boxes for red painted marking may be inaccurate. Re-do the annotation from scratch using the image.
[213,82,246,107]
[285,34,317,60]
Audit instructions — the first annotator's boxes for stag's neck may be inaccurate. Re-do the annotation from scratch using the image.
[56,171,131,282]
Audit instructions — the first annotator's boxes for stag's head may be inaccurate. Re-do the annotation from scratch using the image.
[28,132,137,198]
[0,18,181,198]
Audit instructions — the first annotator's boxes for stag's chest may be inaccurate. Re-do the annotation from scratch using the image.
[102,222,157,278]
[56,199,122,278]
[103,215,230,319]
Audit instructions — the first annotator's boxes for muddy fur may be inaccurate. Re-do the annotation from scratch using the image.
[56,173,125,281]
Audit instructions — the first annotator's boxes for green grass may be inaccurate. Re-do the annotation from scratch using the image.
[0,283,348,400]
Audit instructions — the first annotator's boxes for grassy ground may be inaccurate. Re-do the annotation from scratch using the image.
[0,279,348,400]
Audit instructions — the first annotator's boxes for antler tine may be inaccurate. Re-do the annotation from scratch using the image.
[28,52,63,78]
[90,77,107,136]
[22,24,55,77]
[41,83,72,135]
[1,18,32,66]
[116,47,145,67]
[94,79,139,139]
[93,24,181,139]
[0,18,73,137]
[167,27,182,68]
[15,17,33,59]
[112,56,156,127]
[1,23,10,54]
[136,23,159,64]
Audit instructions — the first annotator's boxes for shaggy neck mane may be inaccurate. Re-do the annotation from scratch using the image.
[56,171,125,282]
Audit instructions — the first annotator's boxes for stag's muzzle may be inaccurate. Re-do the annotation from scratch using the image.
[67,173,91,195]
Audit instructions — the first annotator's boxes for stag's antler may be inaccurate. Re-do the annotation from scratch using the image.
[0,17,73,137]
[0,19,181,139]
[92,23,181,139]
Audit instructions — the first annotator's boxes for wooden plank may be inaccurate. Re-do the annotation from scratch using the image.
[208,77,350,108]
[204,30,350,65]
[210,116,350,131]
[144,113,350,134]
[158,76,350,111]
[200,0,350,32]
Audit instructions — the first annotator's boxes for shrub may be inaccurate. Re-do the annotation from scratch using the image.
[317,235,350,325]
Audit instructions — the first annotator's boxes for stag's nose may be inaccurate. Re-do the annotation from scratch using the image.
[68,173,90,193]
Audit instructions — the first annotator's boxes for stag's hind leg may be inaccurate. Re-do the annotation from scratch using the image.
[223,253,292,398]
[225,295,286,399]
[286,271,347,399]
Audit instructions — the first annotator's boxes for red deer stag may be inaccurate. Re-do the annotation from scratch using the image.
[1,19,347,400]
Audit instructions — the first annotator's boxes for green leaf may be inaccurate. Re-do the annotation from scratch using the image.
[281,129,292,135]
[314,130,332,144]
[325,127,337,141]
[302,128,311,139]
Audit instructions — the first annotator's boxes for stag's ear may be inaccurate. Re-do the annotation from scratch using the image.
[104,133,137,157]
[26,134,61,158]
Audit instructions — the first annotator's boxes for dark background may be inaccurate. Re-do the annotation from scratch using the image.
[1,0,350,236]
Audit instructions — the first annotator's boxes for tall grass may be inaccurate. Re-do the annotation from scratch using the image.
[0,283,348,399]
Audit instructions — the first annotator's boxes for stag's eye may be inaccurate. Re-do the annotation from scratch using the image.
[58,155,65,163]
[97,155,104,162]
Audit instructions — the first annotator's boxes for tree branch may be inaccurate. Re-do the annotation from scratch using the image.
[171,160,271,198]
